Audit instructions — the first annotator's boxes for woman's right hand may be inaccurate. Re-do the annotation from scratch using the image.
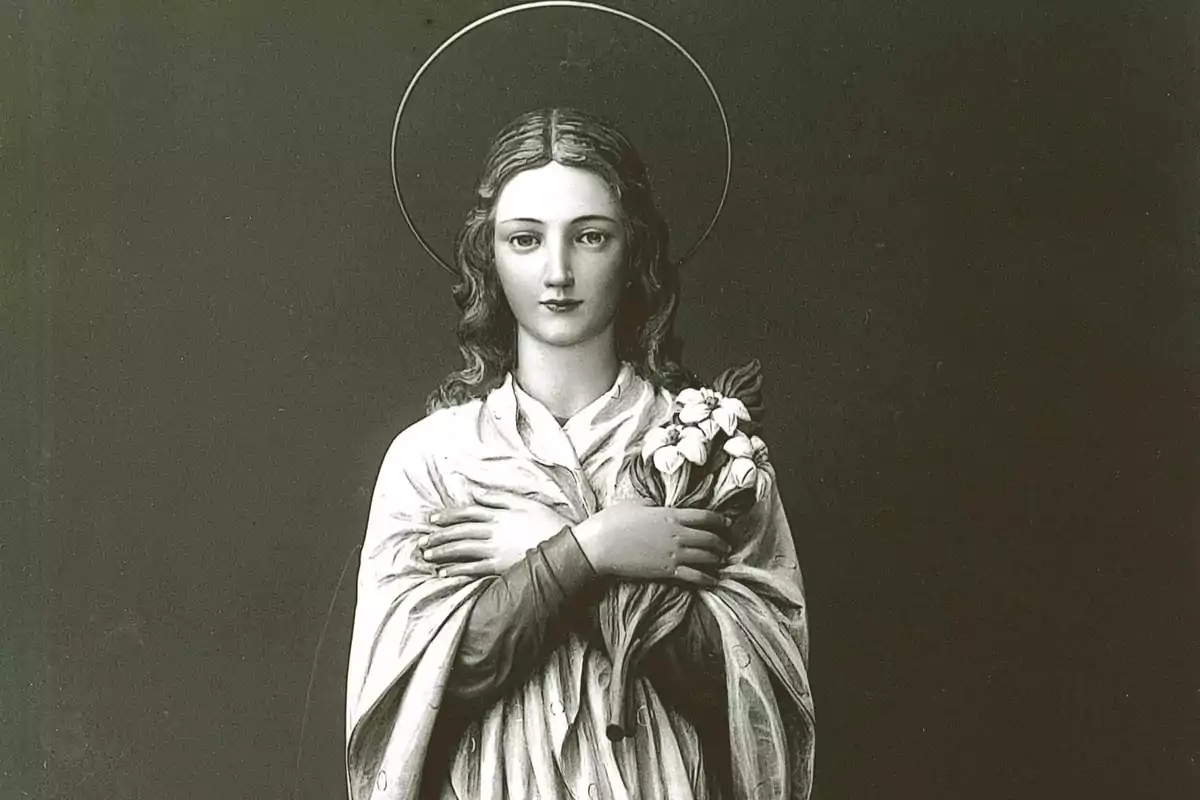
[571,501,733,587]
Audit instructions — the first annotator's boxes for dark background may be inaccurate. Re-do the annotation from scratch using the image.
[5,1,1197,798]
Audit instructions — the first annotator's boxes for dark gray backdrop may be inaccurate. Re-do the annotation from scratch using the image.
[5,1,1197,799]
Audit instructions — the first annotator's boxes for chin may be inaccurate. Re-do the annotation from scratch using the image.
[536,332,594,349]
[524,323,609,350]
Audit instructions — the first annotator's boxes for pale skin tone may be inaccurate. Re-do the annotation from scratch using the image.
[420,162,730,585]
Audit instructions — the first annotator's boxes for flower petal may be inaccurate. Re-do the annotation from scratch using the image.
[678,403,711,424]
[729,456,758,488]
[653,446,686,475]
[662,461,693,507]
[641,427,670,461]
[676,388,705,406]
[677,431,709,465]
[697,418,721,440]
[723,432,755,458]
[721,397,751,421]
[713,407,740,435]
[711,456,757,509]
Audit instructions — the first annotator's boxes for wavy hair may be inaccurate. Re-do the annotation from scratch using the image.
[427,107,694,412]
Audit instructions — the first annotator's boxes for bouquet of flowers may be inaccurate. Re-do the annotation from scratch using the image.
[599,359,773,740]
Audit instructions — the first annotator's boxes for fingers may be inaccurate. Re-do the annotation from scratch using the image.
[437,561,498,579]
[671,565,719,588]
[431,506,494,525]
[674,528,731,555]
[678,546,726,568]
[672,509,733,534]
[419,524,490,549]
[403,522,443,537]
[422,540,491,563]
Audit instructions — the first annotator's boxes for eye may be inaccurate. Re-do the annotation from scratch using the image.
[577,229,608,247]
[508,233,541,251]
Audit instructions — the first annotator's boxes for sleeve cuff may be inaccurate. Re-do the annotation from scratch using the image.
[537,525,598,595]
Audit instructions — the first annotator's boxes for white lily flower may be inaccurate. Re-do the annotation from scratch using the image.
[642,423,709,475]
[722,432,768,462]
[641,426,673,463]
[714,432,772,504]
[677,387,751,435]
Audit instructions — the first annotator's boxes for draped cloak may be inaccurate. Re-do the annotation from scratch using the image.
[346,365,815,799]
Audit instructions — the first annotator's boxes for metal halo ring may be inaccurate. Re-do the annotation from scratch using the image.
[391,0,733,274]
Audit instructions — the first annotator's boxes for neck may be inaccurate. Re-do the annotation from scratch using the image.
[514,328,621,419]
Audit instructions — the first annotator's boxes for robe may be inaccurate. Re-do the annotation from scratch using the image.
[346,364,815,799]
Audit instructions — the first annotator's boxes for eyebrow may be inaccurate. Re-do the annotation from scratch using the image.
[495,215,621,226]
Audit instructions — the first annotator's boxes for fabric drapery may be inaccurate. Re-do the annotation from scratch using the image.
[346,365,814,799]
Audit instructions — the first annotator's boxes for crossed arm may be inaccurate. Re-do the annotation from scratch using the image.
[417,491,731,709]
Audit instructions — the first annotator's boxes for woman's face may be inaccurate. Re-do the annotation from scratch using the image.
[492,162,628,353]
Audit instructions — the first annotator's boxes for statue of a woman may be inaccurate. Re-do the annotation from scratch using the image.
[345,107,813,799]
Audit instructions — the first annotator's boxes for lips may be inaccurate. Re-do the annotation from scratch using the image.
[540,299,583,311]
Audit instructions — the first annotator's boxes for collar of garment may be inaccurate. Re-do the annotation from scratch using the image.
[484,362,636,471]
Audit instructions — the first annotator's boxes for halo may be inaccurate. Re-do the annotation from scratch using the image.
[391,1,732,274]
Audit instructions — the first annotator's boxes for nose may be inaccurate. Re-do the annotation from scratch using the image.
[542,235,574,288]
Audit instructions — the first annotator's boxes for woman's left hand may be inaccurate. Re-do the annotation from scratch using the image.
[419,491,572,578]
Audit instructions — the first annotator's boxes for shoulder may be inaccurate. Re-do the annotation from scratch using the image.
[378,400,485,470]
[367,400,487,509]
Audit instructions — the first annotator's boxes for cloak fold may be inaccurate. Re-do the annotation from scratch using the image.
[347,367,814,799]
